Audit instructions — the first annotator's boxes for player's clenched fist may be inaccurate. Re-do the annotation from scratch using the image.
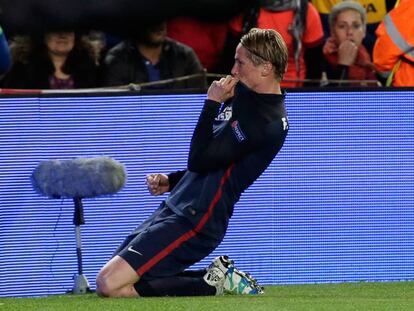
[146,173,169,195]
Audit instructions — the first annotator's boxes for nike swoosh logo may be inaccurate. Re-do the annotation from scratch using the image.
[128,246,143,256]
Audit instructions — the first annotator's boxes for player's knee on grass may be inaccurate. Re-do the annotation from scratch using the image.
[96,255,140,297]
[96,275,139,297]
[95,273,114,297]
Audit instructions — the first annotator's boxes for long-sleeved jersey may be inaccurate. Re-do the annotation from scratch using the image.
[165,82,288,239]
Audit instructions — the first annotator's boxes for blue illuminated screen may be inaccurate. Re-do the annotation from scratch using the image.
[0,90,413,297]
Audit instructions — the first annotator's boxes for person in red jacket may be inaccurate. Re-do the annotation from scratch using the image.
[228,0,324,88]
[322,1,377,86]
[373,0,414,86]
[167,17,228,73]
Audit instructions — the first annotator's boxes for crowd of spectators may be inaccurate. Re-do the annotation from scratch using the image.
[0,0,412,91]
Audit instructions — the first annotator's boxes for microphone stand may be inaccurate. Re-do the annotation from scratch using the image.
[72,197,91,294]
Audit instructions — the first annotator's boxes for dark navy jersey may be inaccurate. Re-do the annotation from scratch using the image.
[165,82,288,239]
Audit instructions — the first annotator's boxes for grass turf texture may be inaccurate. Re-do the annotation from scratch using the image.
[1,282,413,311]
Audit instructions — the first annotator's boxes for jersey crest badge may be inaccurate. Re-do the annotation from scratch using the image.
[215,106,232,121]
[231,120,246,142]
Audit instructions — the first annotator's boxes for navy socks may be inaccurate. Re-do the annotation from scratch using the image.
[134,269,217,297]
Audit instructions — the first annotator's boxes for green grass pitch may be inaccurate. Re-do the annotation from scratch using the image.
[1,282,413,311]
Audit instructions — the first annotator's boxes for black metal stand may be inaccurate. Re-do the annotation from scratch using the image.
[72,197,91,294]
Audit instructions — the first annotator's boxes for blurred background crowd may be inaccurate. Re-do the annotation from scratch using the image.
[0,0,412,91]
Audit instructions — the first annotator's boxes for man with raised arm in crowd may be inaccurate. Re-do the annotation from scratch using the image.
[96,28,289,297]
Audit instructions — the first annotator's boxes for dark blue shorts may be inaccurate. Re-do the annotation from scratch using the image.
[116,202,221,280]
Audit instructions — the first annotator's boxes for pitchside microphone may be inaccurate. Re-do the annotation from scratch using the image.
[32,156,126,199]
[31,156,127,294]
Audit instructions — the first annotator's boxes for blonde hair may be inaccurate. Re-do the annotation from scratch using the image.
[240,28,288,82]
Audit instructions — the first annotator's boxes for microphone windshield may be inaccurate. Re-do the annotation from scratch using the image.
[32,157,127,198]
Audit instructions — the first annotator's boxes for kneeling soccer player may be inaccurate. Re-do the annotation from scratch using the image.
[96,28,289,297]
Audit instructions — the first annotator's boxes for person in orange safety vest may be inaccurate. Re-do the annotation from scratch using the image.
[373,0,414,86]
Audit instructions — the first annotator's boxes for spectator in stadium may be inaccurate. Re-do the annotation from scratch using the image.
[86,30,108,66]
[224,0,324,88]
[102,22,205,90]
[0,25,11,76]
[96,28,289,298]
[322,1,377,86]
[167,17,228,73]
[1,31,100,89]
[311,0,397,55]
[373,0,414,86]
